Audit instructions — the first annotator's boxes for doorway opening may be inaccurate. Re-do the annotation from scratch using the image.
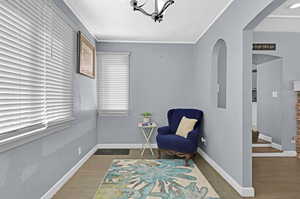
[251,54,284,156]
[244,0,300,198]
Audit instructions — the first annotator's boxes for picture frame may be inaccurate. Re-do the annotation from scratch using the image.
[253,43,276,51]
[77,31,96,79]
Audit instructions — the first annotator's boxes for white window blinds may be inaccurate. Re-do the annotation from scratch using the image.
[97,53,130,116]
[46,6,73,124]
[0,0,73,138]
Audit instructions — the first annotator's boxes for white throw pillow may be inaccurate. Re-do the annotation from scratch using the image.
[175,116,198,138]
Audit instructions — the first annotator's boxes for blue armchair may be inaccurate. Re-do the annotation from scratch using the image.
[156,109,203,166]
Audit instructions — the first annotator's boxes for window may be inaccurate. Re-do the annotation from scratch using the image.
[0,0,73,141]
[212,39,227,109]
[97,52,130,116]
[46,5,73,124]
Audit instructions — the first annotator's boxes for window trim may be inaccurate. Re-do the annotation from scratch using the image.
[0,118,74,153]
[97,52,131,117]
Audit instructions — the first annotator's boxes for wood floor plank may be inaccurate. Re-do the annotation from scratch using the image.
[53,149,300,199]
[253,147,282,153]
[253,139,271,144]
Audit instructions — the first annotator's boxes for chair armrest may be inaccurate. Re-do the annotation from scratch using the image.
[187,130,200,142]
[157,126,173,135]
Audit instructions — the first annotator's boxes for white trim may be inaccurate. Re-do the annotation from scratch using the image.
[41,143,158,198]
[63,0,235,44]
[97,143,158,149]
[98,39,196,44]
[0,122,71,153]
[41,145,98,199]
[252,143,271,147]
[271,142,282,151]
[97,52,131,56]
[252,142,282,150]
[63,0,97,39]
[268,15,300,19]
[258,133,272,143]
[193,0,235,44]
[198,148,255,197]
[252,151,297,157]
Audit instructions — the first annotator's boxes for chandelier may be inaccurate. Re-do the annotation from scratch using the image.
[130,0,175,22]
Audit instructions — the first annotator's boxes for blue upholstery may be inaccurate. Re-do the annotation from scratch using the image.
[156,109,203,154]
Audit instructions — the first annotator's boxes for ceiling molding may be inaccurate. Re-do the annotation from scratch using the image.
[64,0,234,44]
[97,39,196,44]
[63,0,97,39]
[193,0,235,44]
[268,14,300,18]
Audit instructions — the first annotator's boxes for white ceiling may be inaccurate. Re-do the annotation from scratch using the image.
[63,0,233,43]
[256,0,300,32]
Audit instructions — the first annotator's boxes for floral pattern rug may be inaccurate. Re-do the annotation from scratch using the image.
[94,159,220,199]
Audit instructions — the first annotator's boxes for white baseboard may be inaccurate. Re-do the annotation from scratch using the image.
[271,142,282,151]
[252,143,271,147]
[252,151,297,157]
[41,143,159,198]
[97,143,158,149]
[198,148,255,197]
[258,133,272,142]
[252,142,282,150]
[41,145,98,199]
[42,144,264,198]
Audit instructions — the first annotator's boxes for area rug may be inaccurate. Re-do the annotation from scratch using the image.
[94,159,220,199]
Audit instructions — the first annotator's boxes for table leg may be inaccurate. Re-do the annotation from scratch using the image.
[141,128,148,156]
[146,128,155,156]
[140,127,155,156]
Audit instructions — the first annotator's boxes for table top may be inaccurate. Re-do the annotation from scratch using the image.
[138,122,157,128]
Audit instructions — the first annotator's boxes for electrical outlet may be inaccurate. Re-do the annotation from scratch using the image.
[217,84,220,93]
[201,137,207,146]
[272,91,278,98]
[291,137,296,144]
[78,147,82,155]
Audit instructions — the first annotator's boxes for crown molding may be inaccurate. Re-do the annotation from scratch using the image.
[97,39,196,44]
[63,0,97,39]
[64,0,234,45]
[193,0,235,44]
[268,14,300,19]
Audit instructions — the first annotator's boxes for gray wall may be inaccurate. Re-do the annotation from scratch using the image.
[257,59,283,144]
[0,1,97,198]
[96,42,195,144]
[253,32,300,150]
[193,0,276,187]
[0,1,291,198]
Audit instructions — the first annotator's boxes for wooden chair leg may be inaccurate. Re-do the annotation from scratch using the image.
[192,153,196,159]
[185,158,189,167]
[158,149,161,159]
[185,154,192,167]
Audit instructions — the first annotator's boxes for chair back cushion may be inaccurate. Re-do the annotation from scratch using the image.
[168,109,203,133]
[175,116,198,138]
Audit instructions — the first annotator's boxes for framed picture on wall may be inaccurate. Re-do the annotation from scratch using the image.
[77,31,96,79]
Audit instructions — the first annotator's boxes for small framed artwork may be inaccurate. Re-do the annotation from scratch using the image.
[253,43,276,51]
[77,31,96,79]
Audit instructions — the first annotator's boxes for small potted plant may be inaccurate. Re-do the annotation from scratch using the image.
[141,112,152,123]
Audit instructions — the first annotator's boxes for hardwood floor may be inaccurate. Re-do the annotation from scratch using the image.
[252,147,282,153]
[252,157,300,199]
[53,149,300,199]
[253,139,271,144]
